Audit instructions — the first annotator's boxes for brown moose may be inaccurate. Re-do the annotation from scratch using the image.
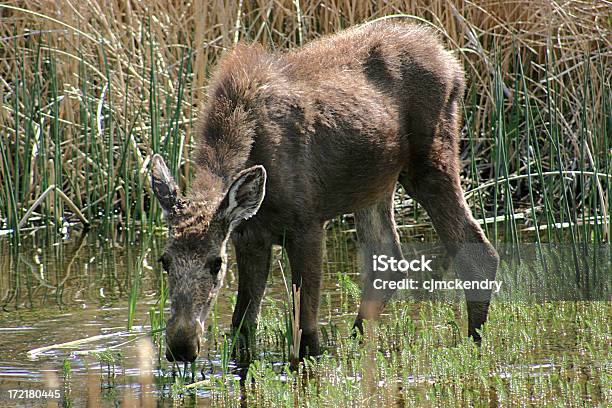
[151,20,499,363]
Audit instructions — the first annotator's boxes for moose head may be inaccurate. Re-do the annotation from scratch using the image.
[151,154,266,362]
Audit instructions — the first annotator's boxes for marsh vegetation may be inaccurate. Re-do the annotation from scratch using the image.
[0,1,610,406]
[0,229,610,406]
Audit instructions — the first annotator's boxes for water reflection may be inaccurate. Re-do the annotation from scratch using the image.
[0,224,609,406]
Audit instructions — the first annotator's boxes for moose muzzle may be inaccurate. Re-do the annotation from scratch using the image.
[165,315,203,362]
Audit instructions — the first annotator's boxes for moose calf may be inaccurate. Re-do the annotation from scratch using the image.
[151,20,499,363]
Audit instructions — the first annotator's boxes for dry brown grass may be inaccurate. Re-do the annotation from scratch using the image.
[0,1,609,239]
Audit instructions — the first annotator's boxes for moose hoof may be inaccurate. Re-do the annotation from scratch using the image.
[299,331,320,359]
[468,329,482,346]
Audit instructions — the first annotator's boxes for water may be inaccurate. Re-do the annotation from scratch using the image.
[0,229,212,406]
[0,225,608,406]
[0,226,356,406]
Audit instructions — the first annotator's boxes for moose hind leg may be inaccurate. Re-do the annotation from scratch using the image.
[353,194,405,333]
[400,167,499,342]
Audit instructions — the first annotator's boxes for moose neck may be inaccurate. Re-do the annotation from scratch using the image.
[190,102,258,204]
[190,43,279,204]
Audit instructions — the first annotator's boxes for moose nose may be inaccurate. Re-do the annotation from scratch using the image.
[165,318,202,362]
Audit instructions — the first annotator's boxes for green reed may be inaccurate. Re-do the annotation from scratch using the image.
[1,24,193,243]
[1,7,609,250]
[1,7,610,404]
[2,225,609,406]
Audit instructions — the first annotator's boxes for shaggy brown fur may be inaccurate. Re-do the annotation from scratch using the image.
[151,20,499,363]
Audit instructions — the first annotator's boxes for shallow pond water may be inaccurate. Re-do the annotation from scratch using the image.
[0,225,362,406]
[0,224,609,406]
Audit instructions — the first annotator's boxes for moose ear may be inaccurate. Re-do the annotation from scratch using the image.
[218,165,267,231]
[151,154,179,216]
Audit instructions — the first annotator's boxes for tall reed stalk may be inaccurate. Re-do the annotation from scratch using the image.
[0,1,609,247]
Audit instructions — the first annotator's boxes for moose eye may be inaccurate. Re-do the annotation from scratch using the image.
[158,254,171,272]
[209,257,223,276]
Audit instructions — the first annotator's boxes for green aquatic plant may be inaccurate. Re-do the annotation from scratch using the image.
[0,1,610,406]
[0,1,608,248]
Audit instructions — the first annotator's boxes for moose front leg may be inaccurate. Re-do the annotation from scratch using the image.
[231,229,272,351]
[285,225,324,358]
